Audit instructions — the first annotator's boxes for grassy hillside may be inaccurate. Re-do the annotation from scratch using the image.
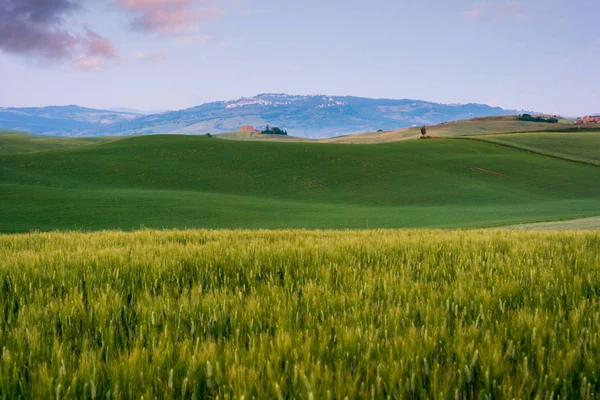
[2,230,600,398]
[322,116,576,144]
[1,135,600,231]
[0,131,115,154]
[466,131,600,166]
[180,117,579,145]
[320,128,418,144]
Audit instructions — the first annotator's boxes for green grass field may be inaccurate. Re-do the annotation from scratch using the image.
[2,134,600,232]
[466,131,600,166]
[0,131,115,155]
[2,230,600,398]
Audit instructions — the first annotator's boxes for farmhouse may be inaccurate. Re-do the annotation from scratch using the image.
[575,116,600,125]
[240,125,264,134]
[241,125,264,134]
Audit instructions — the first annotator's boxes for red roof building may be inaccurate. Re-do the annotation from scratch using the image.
[575,116,600,125]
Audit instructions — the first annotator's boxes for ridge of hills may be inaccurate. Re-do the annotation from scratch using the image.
[0,94,520,138]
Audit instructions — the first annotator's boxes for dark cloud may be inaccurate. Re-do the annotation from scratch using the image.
[6,0,81,23]
[0,0,116,64]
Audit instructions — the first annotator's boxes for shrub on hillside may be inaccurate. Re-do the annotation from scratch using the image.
[517,114,559,123]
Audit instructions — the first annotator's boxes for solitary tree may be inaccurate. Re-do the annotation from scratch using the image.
[421,126,427,137]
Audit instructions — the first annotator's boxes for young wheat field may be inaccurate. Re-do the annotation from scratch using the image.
[1,229,600,398]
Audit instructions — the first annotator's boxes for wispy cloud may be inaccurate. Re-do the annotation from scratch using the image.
[132,50,166,62]
[464,1,527,22]
[73,56,103,71]
[83,25,117,59]
[116,0,222,34]
[0,0,116,70]
[175,34,212,45]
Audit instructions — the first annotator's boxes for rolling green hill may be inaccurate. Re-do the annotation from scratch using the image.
[0,131,115,154]
[465,131,600,166]
[1,134,600,232]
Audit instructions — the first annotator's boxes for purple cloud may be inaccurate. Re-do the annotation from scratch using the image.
[0,0,116,66]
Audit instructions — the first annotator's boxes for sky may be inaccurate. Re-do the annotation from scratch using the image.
[0,0,598,116]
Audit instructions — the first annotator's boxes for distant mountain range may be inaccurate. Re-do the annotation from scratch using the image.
[0,94,521,138]
[0,105,138,134]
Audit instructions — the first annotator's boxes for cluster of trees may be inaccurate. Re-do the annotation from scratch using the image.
[261,125,288,136]
[517,114,559,123]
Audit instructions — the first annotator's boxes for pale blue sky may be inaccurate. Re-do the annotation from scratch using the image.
[1,0,598,115]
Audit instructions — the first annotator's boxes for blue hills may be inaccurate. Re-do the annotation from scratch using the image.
[0,94,518,138]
